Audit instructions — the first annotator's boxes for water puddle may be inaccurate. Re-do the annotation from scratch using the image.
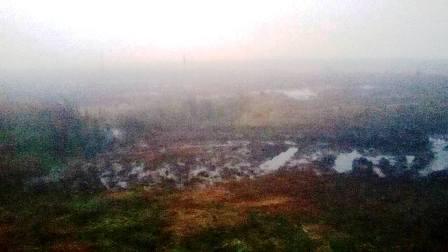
[420,138,448,175]
[260,147,298,173]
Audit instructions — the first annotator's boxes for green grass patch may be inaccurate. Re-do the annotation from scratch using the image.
[175,212,316,252]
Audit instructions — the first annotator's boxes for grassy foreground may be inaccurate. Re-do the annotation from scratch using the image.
[1,171,448,251]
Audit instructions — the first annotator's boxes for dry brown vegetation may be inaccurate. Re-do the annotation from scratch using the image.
[164,171,321,238]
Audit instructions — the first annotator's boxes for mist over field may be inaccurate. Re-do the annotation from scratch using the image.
[2,0,448,251]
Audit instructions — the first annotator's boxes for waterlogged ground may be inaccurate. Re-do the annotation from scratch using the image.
[42,135,448,191]
[285,136,448,177]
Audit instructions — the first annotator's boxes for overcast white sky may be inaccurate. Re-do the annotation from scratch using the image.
[1,0,447,72]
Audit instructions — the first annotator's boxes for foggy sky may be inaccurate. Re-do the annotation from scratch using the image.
[1,0,448,73]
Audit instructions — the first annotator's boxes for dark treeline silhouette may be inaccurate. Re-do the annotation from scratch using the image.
[0,101,108,188]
